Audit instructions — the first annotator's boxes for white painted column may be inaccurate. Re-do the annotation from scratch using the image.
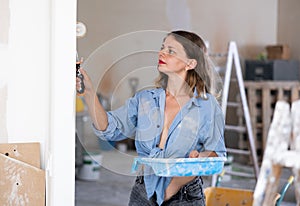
[46,0,77,205]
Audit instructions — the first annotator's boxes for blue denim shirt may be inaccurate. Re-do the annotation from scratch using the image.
[93,88,226,205]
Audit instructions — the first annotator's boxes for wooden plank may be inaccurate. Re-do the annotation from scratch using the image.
[277,88,284,100]
[0,153,45,206]
[244,81,300,89]
[294,168,300,206]
[291,100,300,151]
[262,164,282,206]
[247,88,258,152]
[0,142,41,168]
[263,165,282,206]
[262,88,271,151]
[291,87,300,104]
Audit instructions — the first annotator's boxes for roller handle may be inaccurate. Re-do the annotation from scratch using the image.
[76,62,85,94]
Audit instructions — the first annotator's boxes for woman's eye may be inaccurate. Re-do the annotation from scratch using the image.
[160,46,175,55]
[168,49,175,54]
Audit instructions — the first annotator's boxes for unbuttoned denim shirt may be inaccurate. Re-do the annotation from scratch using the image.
[93,88,227,205]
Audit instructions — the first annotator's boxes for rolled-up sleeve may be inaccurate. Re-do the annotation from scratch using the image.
[92,95,138,141]
[92,113,121,141]
[204,110,227,157]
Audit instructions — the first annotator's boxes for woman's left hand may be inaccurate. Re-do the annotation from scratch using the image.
[189,150,199,158]
[189,150,218,158]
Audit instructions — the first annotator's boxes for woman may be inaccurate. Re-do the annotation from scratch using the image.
[77,30,226,206]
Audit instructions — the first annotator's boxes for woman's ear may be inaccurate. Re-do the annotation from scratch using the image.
[185,59,197,71]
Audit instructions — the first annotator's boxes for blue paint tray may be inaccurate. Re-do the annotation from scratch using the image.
[132,157,226,177]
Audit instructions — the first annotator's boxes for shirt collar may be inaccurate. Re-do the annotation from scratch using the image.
[187,89,206,108]
[149,87,164,99]
[150,87,206,108]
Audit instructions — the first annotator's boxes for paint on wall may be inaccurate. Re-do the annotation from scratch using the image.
[0,0,10,45]
[0,81,8,142]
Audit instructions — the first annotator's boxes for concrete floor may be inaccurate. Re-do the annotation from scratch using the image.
[75,116,297,206]
[75,150,297,206]
[75,167,134,206]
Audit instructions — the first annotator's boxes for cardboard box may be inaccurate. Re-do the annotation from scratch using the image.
[266,44,290,60]
[0,143,45,206]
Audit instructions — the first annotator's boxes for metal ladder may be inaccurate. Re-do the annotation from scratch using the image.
[212,42,260,186]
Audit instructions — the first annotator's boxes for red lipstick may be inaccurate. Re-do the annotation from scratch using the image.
[158,59,166,64]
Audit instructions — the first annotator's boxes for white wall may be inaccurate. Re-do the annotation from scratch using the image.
[77,0,278,107]
[0,0,76,205]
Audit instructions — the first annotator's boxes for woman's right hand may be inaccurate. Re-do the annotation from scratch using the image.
[76,68,94,95]
[77,68,109,131]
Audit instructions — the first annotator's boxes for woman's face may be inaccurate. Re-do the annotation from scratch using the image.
[157,35,190,76]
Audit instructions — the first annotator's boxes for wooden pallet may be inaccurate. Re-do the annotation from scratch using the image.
[244,81,300,159]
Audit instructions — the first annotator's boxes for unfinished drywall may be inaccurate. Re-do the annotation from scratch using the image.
[0,153,45,206]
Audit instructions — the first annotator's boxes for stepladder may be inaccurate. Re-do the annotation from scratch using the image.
[211,41,260,186]
[253,99,300,206]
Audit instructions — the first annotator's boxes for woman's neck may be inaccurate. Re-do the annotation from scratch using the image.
[166,77,189,97]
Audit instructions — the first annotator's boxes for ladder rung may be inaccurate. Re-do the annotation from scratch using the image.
[226,148,251,155]
[222,78,238,82]
[225,125,246,133]
[224,170,255,178]
[227,102,240,107]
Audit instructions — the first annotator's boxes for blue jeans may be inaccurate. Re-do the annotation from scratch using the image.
[128,176,206,206]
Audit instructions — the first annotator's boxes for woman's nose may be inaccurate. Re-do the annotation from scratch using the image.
[159,49,166,56]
